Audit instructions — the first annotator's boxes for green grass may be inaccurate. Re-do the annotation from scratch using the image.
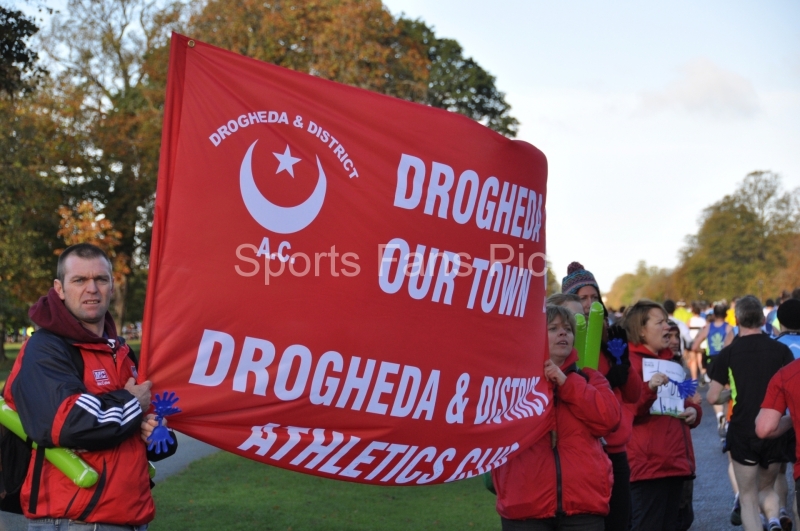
[3,343,22,358]
[0,343,22,386]
[150,452,499,531]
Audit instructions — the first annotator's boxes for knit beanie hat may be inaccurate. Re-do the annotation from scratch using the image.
[777,298,800,331]
[561,262,600,296]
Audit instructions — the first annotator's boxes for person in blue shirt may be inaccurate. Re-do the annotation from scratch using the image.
[765,297,782,338]
[691,303,734,432]
[775,299,800,359]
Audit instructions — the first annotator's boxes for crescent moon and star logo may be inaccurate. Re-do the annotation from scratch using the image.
[240,140,327,234]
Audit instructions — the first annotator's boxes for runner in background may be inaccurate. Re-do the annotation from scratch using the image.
[691,302,734,434]
[707,296,794,531]
[768,296,785,339]
[757,344,800,529]
[773,296,800,528]
[764,299,777,336]
[688,303,707,382]
[727,297,739,327]
[776,299,800,359]
[673,301,693,325]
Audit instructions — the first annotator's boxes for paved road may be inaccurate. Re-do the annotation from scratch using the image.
[692,390,741,530]
[691,387,795,531]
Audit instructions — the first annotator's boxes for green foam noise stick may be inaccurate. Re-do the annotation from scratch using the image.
[0,398,99,488]
[574,313,587,367]
[582,302,605,370]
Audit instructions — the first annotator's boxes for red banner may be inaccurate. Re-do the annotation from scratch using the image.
[141,33,551,485]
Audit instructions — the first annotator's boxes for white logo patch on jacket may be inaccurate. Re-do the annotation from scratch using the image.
[93,369,110,386]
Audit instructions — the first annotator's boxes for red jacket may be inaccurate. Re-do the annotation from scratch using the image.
[4,289,163,525]
[493,350,621,520]
[598,351,641,453]
[626,343,701,483]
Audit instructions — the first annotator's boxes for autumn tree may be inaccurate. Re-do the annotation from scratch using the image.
[189,0,519,135]
[57,200,131,279]
[546,266,560,296]
[38,0,185,322]
[0,5,46,95]
[0,91,64,358]
[608,171,800,306]
[673,171,800,301]
[772,233,800,293]
[397,18,519,136]
[19,0,518,329]
[189,0,430,100]
[605,261,674,309]
[54,200,131,323]
[0,6,55,357]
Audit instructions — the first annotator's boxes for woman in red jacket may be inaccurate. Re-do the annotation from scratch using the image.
[550,291,641,531]
[493,305,621,531]
[621,300,702,531]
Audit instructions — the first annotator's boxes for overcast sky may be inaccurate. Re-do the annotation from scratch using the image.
[384,0,800,291]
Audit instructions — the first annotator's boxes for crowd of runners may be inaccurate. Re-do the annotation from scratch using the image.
[492,261,800,531]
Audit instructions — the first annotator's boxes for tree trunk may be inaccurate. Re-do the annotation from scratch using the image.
[112,274,128,327]
[1,321,7,362]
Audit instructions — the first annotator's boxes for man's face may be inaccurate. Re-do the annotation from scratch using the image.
[54,255,113,327]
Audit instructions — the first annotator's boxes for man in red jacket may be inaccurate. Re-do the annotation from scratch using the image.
[5,243,177,530]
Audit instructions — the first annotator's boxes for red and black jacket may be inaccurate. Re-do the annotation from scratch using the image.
[3,288,173,525]
[626,343,701,483]
[597,351,641,453]
[493,350,621,520]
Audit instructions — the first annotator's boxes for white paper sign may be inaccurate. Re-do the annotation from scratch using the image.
[641,359,685,416]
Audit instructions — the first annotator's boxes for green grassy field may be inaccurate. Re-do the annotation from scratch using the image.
[0,343,22,386]
[150,452,500,531]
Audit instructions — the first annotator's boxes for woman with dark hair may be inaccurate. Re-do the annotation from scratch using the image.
[493,305,620,531]
[622,300,703,531]
[561,262,601,317]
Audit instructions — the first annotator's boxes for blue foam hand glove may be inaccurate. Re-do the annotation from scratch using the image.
[146,391,181,454]
[669,378,699,400]
[607,338,627,365]
[147,418,175,454]
[152,391,182,417]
